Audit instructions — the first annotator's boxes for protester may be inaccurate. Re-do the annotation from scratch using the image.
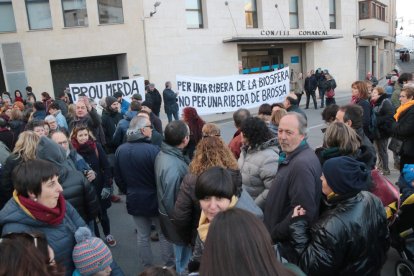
[290,156,389,275]
[155,120,190,274]
[200,209,301,276]
[70,126,116,247]
[335,104,376,169]
[145,83,162,117]
[0,116,15,151]
[101,96,122,154]
[371,87,394,175]
[257,103,272,124]
[13,89,24,103]
[189,167,262,272]
[163,81,179,122]
[54,91,69,116]
[48,102,68,130]
[323,73,337,106]
[113,101,141,147]
[238,117,279,210]
[26,119,46,137]
[0,131,40,209]
[366,71,379,87]
[12,101,24,111]
[391,73,413,108]
[269,108,287,138]
[131,93,143,104]
[228,108,250,159]
[32,101,47,120]
[304,70,318,110]
[264,113,322,259]
[315,68,326,108]
[113,91,130,116]
[72,227,113,276]
[393,85,414,171]
[350,81,372,139]
[114,116,172,269]
[283,93,307,120]
[173,124,239,246]
[141,101,163,135]
[182,107,205,159]
[8,109,25,138]
[0,160,86,274]
[137,111,163,147]
[44,115,61,133]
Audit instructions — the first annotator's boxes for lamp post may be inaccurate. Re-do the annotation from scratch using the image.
[142,2,161,80]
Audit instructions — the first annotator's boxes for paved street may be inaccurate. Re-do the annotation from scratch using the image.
[108,74,408,275]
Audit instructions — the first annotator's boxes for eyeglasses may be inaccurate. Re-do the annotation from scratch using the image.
[144,125,153,129]
[57,140,68,145]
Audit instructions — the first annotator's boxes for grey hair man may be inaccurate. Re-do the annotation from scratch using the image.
[114,116,174,268]
[228,108,251,159]
[264,112,322,251]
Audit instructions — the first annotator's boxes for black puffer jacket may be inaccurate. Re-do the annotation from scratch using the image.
[373,94,395,139]
[289,191,389,276]
[36,136,100,222]
[394,104,414,157]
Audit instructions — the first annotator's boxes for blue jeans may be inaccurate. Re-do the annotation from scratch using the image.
[133,216,175,268]
[174,244,192,274]
[166,110,179,123]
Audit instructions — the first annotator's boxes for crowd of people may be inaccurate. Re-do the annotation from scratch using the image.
[0,68,413,276]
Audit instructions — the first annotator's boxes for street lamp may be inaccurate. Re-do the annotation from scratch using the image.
[150,1,161,17]
[143,2,161,80]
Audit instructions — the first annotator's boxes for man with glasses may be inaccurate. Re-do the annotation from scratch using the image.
[114,116,174,268]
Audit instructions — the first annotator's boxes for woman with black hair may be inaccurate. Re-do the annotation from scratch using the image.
[238,116,279,209]
[200,209,303,276]
[188,166,262,272]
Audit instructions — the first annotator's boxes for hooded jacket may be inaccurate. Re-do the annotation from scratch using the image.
[289,191,389,275]
[36,137,100,222]
[113,110,137,146]
[238,138,279,209]
[0,199,85,275]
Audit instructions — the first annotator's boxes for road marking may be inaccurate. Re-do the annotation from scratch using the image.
[308,123,325,130]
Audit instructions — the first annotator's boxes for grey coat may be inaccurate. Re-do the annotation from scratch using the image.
[238,138,279,209]
[0,199,85,275]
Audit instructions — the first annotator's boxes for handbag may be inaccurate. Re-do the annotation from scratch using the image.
[370,169,400,207]
[388,137,403,154]
[326,89,335,98]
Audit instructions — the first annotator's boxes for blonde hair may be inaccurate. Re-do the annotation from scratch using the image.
[324,122,361,154]
[189,136,238,175]
[12,131,40,161]
[270,109,287,127]
[67,104,76,119]
[202,123,220,137]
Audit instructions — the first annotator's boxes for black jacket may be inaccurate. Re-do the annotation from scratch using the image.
[394,104,414,157]
[289,191,389,276]
[373,94,395,139]
[0,154,21,210]
[36,137,100,222]
[356,98,372,140]
[163,88,179,113]
[101,108,122,153]
[145,89,162,116]
[304,75,317,92]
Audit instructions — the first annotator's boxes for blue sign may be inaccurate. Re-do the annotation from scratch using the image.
[291,56,300,64]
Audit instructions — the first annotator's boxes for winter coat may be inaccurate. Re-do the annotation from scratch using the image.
[0,199,86,275]
[155,142,189,243]
[36,136,100,222]
[101,109,122,153]
[238,138,279,209]
[304,75,317,92]
[0,128,15,151]
[0,154,22,209]
[68,149,91,172]
[119,99,130,116]
[76,142,112,210]
[8,119,25,139]
[68,108,105,145]
[173,169,242,245]
[163,88,179,114]
[55,110,68,130]
[287,105,307,121]
[356,98,372,140]
[0,141,9,165]
[373,94,395,139]
[32,110,46,120]
[228,130,243,159]
[113,110,137,147]
[394,104,414,157]
[391,83,402,108]
[150,112,163,136]
[114,138,160,217]
[145,89,162,116]
[289,191,389,276]
[54,98,68,116]
[355,128,377,169]
[264,143,322,243]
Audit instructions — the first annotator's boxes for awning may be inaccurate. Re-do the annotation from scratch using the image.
[223,35,343,44]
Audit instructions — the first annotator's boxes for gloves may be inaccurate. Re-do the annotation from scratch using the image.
[101,187,111,200]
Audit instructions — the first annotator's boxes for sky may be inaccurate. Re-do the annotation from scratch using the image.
[396,0,414,48]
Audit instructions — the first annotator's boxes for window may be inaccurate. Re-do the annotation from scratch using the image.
[329,0,336,29]
[62,0,88,27]
[25,0,52,30]
[0,0,16,32]
[185,0,203,29]
[98,0,124,24]
[359,0,386,21]
[245,0,258,28]
[289,0,299,29]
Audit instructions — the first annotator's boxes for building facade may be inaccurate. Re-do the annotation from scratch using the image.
[0,0,396,98]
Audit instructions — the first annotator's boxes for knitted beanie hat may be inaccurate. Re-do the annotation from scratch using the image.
[105,96,118,108]
[403,164,414,184]
[72,227,113,276]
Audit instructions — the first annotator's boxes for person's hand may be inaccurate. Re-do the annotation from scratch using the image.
[83,97,92,112]
[101,187,111,200]
[86,170,96,182]
[292,205,306,218]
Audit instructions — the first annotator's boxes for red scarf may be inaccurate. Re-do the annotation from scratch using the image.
[14,96,24,103]
[350,95,358,104]
[17,193,66,226]
[71,138,97,155]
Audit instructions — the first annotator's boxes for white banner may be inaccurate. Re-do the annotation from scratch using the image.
[69,77,145,103]
[176,68,290,115]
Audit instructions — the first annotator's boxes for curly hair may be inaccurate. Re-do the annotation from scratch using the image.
[70,125,96,141]
[189,136,238,175]
[12,131,40,161]
[202,123,220,137]
[240,117,272,149]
